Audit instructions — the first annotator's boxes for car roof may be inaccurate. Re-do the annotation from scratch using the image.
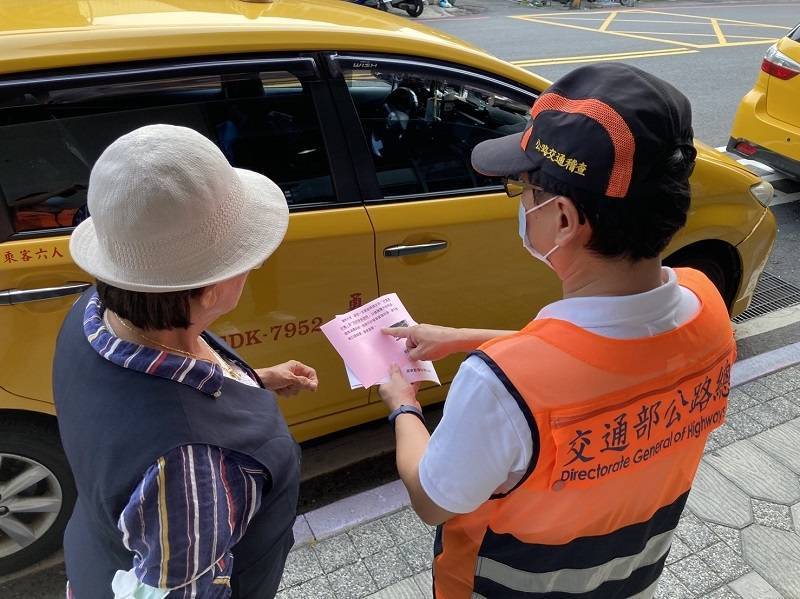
[0,0,549,90]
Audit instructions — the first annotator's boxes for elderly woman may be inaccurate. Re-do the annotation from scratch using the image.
[53,124,317,599]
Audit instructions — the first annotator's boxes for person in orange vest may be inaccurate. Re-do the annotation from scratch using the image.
[378,62,736,599]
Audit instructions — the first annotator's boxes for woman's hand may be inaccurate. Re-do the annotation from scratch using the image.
[381,324,462,361]
[378,365,420,413]
[257,360,318,396]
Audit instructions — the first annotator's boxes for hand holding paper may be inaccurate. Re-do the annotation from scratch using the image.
[321,294,440,389]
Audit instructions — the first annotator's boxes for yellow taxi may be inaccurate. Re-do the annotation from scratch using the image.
[729,24,800,178]
[0,0,777,573]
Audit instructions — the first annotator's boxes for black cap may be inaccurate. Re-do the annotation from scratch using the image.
[471,62,695,199]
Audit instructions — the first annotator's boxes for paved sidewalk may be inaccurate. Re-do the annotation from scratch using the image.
[278,364,800,599]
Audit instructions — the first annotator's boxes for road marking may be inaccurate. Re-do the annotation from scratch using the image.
[735,304,800,340]
[512,9,785,49]
[511,47,697,68]
[711,18,727,45]
[599,11,618,32]
[636,9,790,30]
[618,31,725,37]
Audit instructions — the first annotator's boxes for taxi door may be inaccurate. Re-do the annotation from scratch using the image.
[0,58,377,440]
[333,56,563,402]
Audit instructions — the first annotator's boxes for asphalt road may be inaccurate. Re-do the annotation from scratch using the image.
[428,0,797,147]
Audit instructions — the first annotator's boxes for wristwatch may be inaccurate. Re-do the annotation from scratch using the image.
[388,404,425,426]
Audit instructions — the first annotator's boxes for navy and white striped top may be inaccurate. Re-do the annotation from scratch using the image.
[67,293,269,599]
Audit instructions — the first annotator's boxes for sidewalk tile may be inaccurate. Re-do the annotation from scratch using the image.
[704,587,741,599]
[737,381,780,403]
[665,536,692,565]
[751,499,794,531]
[399,535,434,574]
[366,579,423,599]
[760,371,800,394]
[364,546,413,589]
[349,520,396,558]
[793,502,800,535]
[745,403,786,428]
[284,576,336,599]
[762,369,800,394]
[669,555,724,595]
[707,424,738,450]
[697,541,751,583]
[383,508,429,544]
[653,568,694,599]
[707,524,743,556]
[741,524,800,598]
[281,545,324,588]
[725,412,766,440]
[675,511,720,551]
[746,399,800,428]
[704,440,800,505]
[727,389,760,415]
[328,561,378,599]
[751,418,800,474]
[413,570,433,599]
[687,461,752,528]
[729,571,784,599]
[313,533,360,574]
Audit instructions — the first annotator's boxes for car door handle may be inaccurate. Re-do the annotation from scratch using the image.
[0,282,92,305]
[383,241,448,258]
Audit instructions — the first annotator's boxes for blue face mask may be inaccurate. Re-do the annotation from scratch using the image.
[518,197,559,269]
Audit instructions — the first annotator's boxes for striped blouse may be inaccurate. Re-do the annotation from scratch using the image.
[67,294,270,599]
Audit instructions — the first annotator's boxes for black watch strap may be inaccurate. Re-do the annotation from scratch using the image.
[388,404,425,426]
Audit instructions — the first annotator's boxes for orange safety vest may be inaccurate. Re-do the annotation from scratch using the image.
[432,268,736,599]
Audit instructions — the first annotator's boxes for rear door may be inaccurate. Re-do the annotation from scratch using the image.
[0,57,377,436]
[332,55,563,403]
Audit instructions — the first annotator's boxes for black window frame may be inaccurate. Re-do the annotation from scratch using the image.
[327,52,539,205]
[0,52,360,243]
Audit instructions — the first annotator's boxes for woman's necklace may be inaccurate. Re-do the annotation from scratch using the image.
[107,311,241,379]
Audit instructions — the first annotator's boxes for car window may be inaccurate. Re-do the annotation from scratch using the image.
[341,64,531,199]
[0,70,334,234]
[789,25,800,42]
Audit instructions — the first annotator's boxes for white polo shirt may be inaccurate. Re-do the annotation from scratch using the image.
[418,267,702,514]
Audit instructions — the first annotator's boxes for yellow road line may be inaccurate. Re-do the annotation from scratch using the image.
[610,19,719,25]
[710,39,780,47]
[599,12,618,33]
[512,48,697,68]
[726,34,785,40]
[512,14,779,49]
[616,31,721,37]
[711,18,728,45]
[632,9,790,30]
[515,47,692,62]
[512,15,709,48]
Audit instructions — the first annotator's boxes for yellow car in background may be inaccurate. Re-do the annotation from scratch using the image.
[0,0,776,574]
[729,24,800,179]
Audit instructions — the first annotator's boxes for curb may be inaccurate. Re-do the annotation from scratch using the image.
[292,340,800,549]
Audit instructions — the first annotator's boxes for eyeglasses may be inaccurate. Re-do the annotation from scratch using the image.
[502,178,541,198]
[502,178,555,206]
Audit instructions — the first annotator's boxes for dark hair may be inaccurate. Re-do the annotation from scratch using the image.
[96,281,205,330]
[530,146,695,261]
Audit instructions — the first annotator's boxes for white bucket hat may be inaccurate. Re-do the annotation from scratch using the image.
[70,124,289,292]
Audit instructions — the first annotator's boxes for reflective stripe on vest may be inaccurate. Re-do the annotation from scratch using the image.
[433,269,736,599]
